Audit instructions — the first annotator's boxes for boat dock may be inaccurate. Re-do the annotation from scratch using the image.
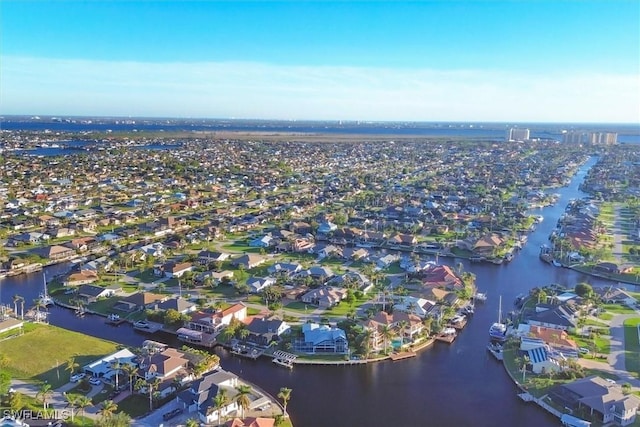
[389,351,416,361]
[435,328,457,344]
[105,314,126,325]
[272,350,297,368]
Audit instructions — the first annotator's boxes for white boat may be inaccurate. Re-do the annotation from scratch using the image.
[487,343,504,361]
[474,292,487,302]
[489,296,507,342]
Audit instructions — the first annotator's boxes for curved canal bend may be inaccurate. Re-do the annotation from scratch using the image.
[1,157,633,427]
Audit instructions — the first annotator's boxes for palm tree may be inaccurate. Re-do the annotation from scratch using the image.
[36,383,52,410]
[99,400,117,420]
[210,389,228,426]
[380,324,395,354]
[121,364,138,394]
[235,385,252,418]
[110,359,121,391]
[65,356,79,378]
[76,395,92,417]
[65,393,78,422]
[277,387,292,417]
[186,418,200,427]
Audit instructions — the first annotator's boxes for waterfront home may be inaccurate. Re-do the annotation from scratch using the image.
[83,348,137,378]
[138,347,190,382]
[369,310,424,342]
[178,369,239,424]
[526,302,579,331]
[518,324,578,355]
[549,376,640,426]
[118,292,168,312]
[416,264,463,290]
[294,322,348,354]
[185,303,247,334]
[472,233,504,256]
[245,317,291,346]
[524,346,562,374]
[77,284,120,303]
[375,254,399,270]
[300,287,346,308]
[34,244,76,261]
[63,270,99,287]
[157,297,198,314]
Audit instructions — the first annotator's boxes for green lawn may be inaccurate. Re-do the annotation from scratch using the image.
[0,324,119,388]
[602,304,637,315]
[284,301,312,313]
[623,318,640,379]
[598,312,614,321]
[116,394,151,418]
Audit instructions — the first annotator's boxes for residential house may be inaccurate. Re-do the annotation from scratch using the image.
[185,303,247,334]
[138,347,190,382]
[249,234,274,248]
[594,287,637,307]
[155,262,193,279]
[197,250,230,265]
[157,297,198,314]
[35,244,76,261]
[83,348,137,378]
[117,292,168,312]
[550,376,640,426]
[526,302,579,331]
[178,369,239,424]
[63,270,99,287]
[267,262,302,277]
[301,287,346,308]
[77,284,120,303]
[246,276,277,294]
[294,322,348,354]
[418,264,463,290]
[473,233,504,256]
[232,254,267,269]
[245,317,290,346]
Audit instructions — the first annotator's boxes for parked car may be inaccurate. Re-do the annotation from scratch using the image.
[579,347,590,354]
[70,373,86,382]
[162,408,183,421]
[89,377,101,386]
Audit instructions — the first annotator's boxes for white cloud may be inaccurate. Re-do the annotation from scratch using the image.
[1,56,638,122]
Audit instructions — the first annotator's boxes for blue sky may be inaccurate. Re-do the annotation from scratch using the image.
[1,1,639,122]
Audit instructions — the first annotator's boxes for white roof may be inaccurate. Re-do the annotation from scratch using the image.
[84,348,136,375]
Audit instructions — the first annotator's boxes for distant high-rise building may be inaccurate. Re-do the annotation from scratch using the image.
[588,132,617,145]
[563,131,617,145]
[562,131,584,144]
[506,128,530,142]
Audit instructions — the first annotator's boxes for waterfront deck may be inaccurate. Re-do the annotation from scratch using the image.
[435,333,457,344]
[389,351,416,361]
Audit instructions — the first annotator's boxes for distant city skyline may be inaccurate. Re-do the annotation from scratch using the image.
[1,1,639,123]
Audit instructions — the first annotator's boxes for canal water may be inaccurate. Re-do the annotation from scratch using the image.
[0,156,633,426]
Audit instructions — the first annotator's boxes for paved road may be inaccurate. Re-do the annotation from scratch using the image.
[577,312,640,389]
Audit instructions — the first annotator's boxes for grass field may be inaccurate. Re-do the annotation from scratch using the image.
[624,318,640,379]
[0,323,119,388]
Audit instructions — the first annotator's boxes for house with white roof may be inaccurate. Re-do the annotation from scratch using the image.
[83,348,136,378]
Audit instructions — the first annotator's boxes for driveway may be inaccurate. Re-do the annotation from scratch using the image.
[577,313,640,389]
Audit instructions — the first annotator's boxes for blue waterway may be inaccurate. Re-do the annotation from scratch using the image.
[2,119,639,143]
